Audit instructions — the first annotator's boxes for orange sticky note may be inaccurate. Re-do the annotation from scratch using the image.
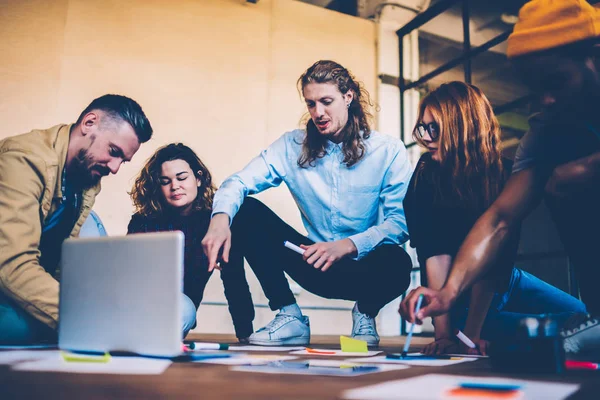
[306,348,336,355]
[340,335,368,353]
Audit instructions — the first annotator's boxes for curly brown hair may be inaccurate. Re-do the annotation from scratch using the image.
[297,60,375,168]
[130,143,216,216]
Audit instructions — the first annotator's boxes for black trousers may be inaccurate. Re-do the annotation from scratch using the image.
[194,260,255,340]
[229,197,412,317]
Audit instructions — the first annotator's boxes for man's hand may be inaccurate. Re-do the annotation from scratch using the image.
[399,286,456,324]
[422,338,459,355]
[299,239,357,272]
[201,213,231,272]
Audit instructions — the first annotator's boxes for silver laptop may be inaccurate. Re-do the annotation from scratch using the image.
[59,232,184,357]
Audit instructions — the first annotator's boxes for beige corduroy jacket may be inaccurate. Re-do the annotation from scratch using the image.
[0,124,101,329]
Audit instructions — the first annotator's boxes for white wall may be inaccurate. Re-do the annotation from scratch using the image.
[1,0,385,336]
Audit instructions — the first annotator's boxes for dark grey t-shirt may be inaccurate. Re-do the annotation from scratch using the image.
[513,111,600,312]
[513,112,600,174]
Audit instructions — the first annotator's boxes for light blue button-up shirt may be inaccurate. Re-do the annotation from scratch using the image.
[212,129,412,259]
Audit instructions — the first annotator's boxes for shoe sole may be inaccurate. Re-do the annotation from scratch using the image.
[248,336,310,346]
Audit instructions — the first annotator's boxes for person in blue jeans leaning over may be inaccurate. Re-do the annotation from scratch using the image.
[202,60,413,346]
[400,0,600,361]
[127,143,255,340]
[402,81,586,356]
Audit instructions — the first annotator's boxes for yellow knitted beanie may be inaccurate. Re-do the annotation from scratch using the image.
[507,0,600,58]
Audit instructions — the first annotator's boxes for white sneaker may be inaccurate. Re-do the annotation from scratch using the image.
[351,303,380,346]
[248,312,310,346]
[561,314,600,360]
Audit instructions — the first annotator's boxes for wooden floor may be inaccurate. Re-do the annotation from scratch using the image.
[1,334,598,399]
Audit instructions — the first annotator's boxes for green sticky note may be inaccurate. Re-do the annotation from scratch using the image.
[340,335,368,353]
[61,351,111,363]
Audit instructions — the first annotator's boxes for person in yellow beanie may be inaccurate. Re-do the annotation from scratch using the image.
[400,0,600,359]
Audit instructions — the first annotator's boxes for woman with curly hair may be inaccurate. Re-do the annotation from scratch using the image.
[201,60,414,346]
[403,81,586,355]
[128,143,254,340]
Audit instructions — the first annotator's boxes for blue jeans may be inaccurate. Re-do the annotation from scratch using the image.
[451,268,587,340]
[181,293,197,339]
[0,291,198,344]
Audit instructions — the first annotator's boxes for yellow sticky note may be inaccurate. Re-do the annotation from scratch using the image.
[340,335,368,353]
[61,351,111,363]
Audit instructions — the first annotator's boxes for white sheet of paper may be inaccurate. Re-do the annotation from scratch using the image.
[289,349,382,357]
[230,358,407,377]
[345,353,477,367]
[0,350,59,365]
[12,354,171,375]
[227,346,305,352]
[307,359,409,371]
[194,354,298,365]
[341,374,580,400]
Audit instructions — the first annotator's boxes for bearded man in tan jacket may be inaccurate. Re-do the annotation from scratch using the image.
[0,94,153,344]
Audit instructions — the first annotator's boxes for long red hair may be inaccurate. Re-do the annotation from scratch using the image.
[413,81,505,209]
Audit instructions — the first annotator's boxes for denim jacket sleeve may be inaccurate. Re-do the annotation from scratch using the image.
[212,133,289,221]
[0,148,60,329]
[348,143,412,259]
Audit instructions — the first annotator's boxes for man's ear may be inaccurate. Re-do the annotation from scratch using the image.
[80,112,99,136]
[344,90,354,108]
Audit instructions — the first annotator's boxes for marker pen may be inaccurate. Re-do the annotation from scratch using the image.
[284,241,305,255]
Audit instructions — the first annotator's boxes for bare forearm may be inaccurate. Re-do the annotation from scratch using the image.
[425,255,453,339]
[442,169,545,300]
[463,280,495,339]
[443,210,511,299]
[433,314,452,340]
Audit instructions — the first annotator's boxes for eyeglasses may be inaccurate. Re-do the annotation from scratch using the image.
[414,122,439,141]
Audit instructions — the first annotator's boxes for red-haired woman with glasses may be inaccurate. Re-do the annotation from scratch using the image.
[403,81,585,355]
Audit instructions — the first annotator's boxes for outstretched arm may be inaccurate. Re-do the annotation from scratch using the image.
[203,134,290,271]
[400,167,547,323]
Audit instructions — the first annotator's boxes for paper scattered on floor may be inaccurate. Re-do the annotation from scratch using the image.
[290,348,382,357]
[227,345,305,352]
[341,374,580,400]
[308,359,408,371]
[12,353,171,375]
[231,358,407,377]
[0,350,59,365]
[194,354,298,365]
[345,353,477,367]
[340,336,368,353]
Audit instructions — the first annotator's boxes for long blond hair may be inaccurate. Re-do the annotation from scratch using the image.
[414,81,505,209]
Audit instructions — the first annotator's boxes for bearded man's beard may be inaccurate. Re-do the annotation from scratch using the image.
[68,148,110,190]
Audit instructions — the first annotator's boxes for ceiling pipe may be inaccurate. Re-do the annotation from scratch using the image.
[373,0,431,21]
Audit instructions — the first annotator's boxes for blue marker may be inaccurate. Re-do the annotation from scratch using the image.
[401,294,424,358]
[458,382,522,392]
